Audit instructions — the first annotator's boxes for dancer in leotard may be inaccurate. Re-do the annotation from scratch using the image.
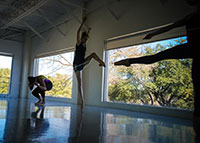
[73,17,105,110]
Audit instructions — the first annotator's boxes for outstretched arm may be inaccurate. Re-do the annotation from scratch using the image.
[77,17,87,44]
[143,13,193,39]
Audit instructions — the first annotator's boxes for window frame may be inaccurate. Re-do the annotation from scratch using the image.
[0,53,14,96]
[103,31,191,111]
[33,49,74,99]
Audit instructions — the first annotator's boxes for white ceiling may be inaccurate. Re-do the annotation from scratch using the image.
[0,0,173,42]
[0,0,89,42]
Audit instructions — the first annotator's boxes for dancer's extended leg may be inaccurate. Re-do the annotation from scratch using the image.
[85,52,105,67]
[115,43,192,66]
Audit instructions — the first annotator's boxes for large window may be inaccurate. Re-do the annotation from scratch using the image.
[36,52,74,98]
[0,55,12,95]
[105,36,193,110]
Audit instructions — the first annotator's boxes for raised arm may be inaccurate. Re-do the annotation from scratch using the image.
[77,17,87,44]
[143,13,194,40]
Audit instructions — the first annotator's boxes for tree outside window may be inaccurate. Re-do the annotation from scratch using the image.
[37,52,74,98]
[0,55,12,95]
[106,36,193,110]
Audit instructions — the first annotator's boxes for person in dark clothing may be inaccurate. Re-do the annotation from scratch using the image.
[73,17,105,110]
[28,75,53,106]
[114,0,200,137]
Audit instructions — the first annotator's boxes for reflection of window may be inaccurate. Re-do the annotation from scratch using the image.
[103,113,195,142]
[44,106,71,120]
[0,100,7,139]
[0,55,12,94]
[0,100,7,118]
[104,36,194,110]
[36,52,74,98]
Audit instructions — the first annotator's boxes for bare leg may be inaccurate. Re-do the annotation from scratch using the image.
[115,43,192,66]
[40,90,45,105]
[85,52,105,67]
[75,71,85,110]
[32,87,42,104]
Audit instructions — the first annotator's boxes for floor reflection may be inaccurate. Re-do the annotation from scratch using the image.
[103,114,195,143]
[0,98,197,143]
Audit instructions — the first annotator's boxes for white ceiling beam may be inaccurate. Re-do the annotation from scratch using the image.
[0,3,17,9]
[7,26,26,33]
[37,9,66,36]
[0,0,49,29]
[56,0,89,30]
[61,0,88,11]
[0,32,23,40]
[57,0,82,24]
[102,0,120,21]
[106,7,119,21]
[23,21,46,41]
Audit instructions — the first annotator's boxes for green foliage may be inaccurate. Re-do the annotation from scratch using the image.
[108,37,194,110]
[0,68,11,94]
[46,73,72,98]
[145,59,193,109]
[0,68,72,97]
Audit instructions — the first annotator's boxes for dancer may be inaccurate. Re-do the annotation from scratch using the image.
[73,17,105,110]
[28,75,53,106]
[114,0,200,136]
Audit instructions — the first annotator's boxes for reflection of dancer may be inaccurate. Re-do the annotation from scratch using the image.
[31,105,45,119]
[28,75,53,106]
[73,17,105,110]
[29,106,49,141]
[114,0,200,136]
[68,112,84,143]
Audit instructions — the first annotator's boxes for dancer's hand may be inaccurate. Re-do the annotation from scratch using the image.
[114,59,130,67]
[143,33,153,40]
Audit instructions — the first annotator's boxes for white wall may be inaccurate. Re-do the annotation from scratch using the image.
[30,0,195,119]
[0,39,23,98]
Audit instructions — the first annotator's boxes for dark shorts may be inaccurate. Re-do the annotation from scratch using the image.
[73,63,85,72]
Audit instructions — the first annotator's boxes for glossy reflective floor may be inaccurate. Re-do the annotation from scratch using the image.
[0,98,197,143]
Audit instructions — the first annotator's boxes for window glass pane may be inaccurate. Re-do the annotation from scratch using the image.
[107,36,193,110]
[37,52,74,98]
[0,55,12,94]
[0,100,7,139]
